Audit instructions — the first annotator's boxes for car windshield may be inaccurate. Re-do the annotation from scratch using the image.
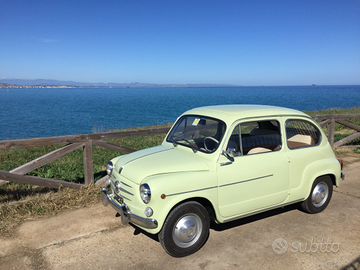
[166,115,226,153]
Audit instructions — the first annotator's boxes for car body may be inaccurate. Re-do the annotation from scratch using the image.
[102,104,344,257]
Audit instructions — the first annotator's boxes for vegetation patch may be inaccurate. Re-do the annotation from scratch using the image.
[0,185,100,236]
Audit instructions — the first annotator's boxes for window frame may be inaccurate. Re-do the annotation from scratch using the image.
[285,118,322,150]
[227,119,283,156]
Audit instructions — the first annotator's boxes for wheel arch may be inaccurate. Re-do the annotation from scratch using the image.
[166,197,217,223]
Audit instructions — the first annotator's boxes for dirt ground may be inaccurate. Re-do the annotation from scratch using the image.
[1,154,359,270]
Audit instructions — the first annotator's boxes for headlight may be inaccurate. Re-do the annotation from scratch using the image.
[106,161,113,176]
[140,184,151,204]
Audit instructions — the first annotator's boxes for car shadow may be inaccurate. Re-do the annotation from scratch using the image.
[210,203,299,232]
[131,223,160,242]
[127,203,300,243]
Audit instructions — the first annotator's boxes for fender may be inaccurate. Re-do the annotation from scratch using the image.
[139,170,218,234]
[288,157,341,201]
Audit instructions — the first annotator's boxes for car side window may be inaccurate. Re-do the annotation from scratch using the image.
[227,120,282,156]
[286,119,321,149]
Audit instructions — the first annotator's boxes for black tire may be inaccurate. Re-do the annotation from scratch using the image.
[158,201,210,257]
[301,176,333,214]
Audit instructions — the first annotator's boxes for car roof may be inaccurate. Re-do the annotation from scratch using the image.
[183,104,310,123]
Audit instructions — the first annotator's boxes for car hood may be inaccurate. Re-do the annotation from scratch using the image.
[115,145,209,184]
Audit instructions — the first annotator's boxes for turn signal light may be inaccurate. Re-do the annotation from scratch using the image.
[337,159,343,170]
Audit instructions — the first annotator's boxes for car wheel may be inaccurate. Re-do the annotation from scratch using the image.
[158,201,210,257]
[301,176,333,214]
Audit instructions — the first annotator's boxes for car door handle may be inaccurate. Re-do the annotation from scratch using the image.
[220,162,233,166]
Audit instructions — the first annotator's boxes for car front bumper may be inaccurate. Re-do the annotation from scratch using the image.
[102,186,158,229]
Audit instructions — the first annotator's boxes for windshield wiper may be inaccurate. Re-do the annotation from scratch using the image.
[170,135,197,153]
[170,136,178,147]
[182,139,197,153]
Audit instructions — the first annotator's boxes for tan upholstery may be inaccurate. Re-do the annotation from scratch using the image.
[287,134,313,149]
[247,147,271,155]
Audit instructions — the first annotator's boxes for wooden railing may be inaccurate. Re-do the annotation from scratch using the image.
[0,113,359,189]
[0,127,170,189]
[313,114,360,148]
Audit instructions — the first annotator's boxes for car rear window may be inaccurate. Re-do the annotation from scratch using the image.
[286,119,321,149]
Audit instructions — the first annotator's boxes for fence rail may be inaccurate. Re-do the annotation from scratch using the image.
[0,127,170,188]
[0,113,359,189]
[313,113,360,148]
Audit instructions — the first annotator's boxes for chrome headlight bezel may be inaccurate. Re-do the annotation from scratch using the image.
[106,161,113,176]
[140,183,151,204]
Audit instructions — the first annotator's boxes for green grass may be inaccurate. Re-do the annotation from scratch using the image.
[0,125,168,202]
[0,125,169,236]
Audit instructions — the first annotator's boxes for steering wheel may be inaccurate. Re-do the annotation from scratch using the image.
[204,137,219,152]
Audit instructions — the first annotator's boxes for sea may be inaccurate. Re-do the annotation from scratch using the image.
[0,85,359,140]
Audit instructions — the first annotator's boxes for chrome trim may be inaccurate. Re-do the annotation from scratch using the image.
[102,186,158,229]
[341,172,345,180]
[220,161,233,166]
[109,178,116,186]
[166,186,217,197]
[120,187,134,196]
[219,174,273,188]
[223,198,305,223]
[109,178,133,199]
[121,181,132,188]
[120,194,132,202]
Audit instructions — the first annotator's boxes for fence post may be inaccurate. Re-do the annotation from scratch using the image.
[328,118,335,147]
[83,141,94,185]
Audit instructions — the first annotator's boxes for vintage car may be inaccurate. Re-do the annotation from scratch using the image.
[102,105,344,257]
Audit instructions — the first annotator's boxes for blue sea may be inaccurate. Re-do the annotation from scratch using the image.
[0,85,359,140]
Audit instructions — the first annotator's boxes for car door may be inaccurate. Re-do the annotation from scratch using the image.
[217,118,290,219]
[284,118,324,192]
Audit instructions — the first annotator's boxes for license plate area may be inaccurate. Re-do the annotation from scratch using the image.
[114,194,124,205]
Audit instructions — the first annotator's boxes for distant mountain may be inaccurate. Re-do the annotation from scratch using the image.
[0,78,238,88]
[0,78,105,86]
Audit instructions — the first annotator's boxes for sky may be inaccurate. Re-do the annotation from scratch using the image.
[1,0,359,86]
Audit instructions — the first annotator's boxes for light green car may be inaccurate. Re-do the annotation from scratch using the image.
[102,105,344,257]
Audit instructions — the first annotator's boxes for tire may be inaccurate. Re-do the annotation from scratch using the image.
[301,176,333,214]
[158,201,210,257]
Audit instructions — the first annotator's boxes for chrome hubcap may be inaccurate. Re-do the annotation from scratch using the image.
[311,182,329,207]
[173,214,202,248]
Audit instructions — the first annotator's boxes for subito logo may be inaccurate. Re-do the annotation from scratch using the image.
[272,238,288,254]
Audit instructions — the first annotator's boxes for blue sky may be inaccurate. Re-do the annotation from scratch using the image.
[1,0,359,86]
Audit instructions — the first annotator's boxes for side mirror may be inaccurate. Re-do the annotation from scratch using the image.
[221,148,236,162]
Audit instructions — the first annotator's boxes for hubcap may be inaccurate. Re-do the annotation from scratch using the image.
[173,214,202,248]
[311,182,329,207]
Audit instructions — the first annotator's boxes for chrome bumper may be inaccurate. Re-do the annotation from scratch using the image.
[102,186,158,229]
[341,172,345,181]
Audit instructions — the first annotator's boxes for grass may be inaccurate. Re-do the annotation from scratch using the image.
[0,125,169,236]
[0,109,359,237]
[0,184,100,237]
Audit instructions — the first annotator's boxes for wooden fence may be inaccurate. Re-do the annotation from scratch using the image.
[0,113,359,189]
[0,127,170,188]
[313,113,360,148]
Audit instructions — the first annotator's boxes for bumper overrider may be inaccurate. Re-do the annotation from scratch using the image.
[102,185,158,229]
